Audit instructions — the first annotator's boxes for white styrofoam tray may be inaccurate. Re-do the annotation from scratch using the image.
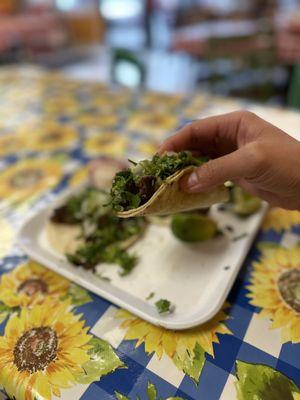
[18,189,267,330]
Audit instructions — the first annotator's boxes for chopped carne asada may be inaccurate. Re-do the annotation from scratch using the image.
[110,151,206,212]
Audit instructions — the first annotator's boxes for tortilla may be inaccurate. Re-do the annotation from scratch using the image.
[117,166,229,218]
[45,220,143,256]
[45,222,83,255]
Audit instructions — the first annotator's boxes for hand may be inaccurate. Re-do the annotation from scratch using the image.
[159,111,300,210]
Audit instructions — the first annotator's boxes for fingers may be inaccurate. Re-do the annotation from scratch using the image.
[239,182,299,209]
[180,146,257,192]
[159,111,247,157]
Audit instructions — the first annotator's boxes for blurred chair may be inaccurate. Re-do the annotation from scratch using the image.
[288,65,300,109]
[111,48,145,88]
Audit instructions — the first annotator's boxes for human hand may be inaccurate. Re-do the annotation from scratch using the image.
[159,111,300,210]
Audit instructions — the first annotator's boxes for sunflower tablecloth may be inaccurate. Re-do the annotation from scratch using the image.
[0,66,300,400]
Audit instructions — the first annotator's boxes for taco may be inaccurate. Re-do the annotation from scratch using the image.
[47,187,147,275]
[110,151,229,217]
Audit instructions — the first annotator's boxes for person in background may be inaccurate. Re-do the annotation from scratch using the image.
[276,9,300,107]
[277,11,300,64]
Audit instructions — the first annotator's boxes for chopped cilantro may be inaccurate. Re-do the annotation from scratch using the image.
[53,187,146,274]
[155,299,173,314]
[97,275,111,282]
[232,233,248,241]
[101,245,137,276]
[110,151,206,212]
[51,188,109,225]
[146,292,155,301]
[67,243,102,270]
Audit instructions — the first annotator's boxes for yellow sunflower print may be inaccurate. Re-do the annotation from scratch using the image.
[0,261,70,308]
[12,114,42,130]
[92,90,132,110]
[69,165,89,187]
[127,111,178,136]
[0,158,63,204]
[139,92,183,110]
[80,81,107,96]
[0,134,26,156]
[26,124,78,152]
[137,139,159,156]
[207,96,242,111]
[263,207,300,232]
[75,112,119,129]
[117,306,230,360]
[247,245,300,343]
[43,96,79,114]
[84,132,128,156]
[41,74,83,91]
[0,299,91,400]
[182,94,207,119]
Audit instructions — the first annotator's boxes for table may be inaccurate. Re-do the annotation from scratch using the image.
[0,66,299,400]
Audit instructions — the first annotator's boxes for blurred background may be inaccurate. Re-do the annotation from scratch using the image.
[1,0,300,107]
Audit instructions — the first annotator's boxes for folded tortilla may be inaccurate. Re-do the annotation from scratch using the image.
[45,222,83,255]
[45,221,143,256]
[117,166,229,218]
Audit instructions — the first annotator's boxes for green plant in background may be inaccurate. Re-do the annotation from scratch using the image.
[288,65,300,109]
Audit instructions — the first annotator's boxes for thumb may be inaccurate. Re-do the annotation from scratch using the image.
[181,147,254,192]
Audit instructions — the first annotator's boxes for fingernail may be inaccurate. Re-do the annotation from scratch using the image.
[187,172,199,187]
